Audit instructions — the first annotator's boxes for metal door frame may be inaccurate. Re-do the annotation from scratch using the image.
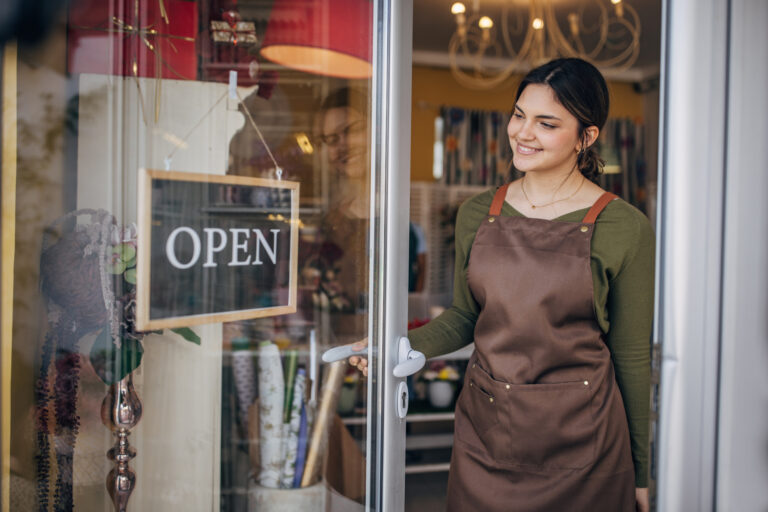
[656,0,768,510]
[368,0,413,510]
[654,0,729,509]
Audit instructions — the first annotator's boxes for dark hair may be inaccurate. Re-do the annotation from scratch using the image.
[319,86,369,117]
[515,58,609,182]
[315,86,370,139]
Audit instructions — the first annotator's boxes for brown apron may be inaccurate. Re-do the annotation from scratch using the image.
[446,184,636,512]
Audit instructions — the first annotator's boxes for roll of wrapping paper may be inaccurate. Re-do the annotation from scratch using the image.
[282,350,299,423]
[280,368,306,488]
[292,403,308,488]
[277,350,299,487]
[300,360,346,487]
[257,340,284,488]
[247,400,260,474]
[231,337,256,432]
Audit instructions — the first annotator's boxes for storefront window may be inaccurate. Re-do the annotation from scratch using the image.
[4,0,376,509]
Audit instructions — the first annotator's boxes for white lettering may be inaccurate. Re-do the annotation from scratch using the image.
[166,227,201,269]
[229,228,252,266]
[253,229,280,265]
[203,228,227,267]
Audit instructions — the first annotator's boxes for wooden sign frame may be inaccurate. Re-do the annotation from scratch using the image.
[136,168,299,330]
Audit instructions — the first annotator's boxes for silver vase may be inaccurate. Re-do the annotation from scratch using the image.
[101,372,142,512]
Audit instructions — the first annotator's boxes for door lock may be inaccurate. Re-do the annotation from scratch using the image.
[396,381,409,419]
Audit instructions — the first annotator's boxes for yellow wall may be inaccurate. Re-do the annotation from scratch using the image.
[410,66,644,181]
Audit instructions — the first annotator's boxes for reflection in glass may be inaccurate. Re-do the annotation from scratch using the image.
[5,0,375,510]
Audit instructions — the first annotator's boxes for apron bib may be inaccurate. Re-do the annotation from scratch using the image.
[446,184,635,512]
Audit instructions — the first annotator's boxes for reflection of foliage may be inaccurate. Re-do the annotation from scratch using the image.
[35,210,201,509]
[87,222,201,385]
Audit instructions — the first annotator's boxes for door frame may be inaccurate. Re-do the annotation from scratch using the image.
[654,0,728,509]
[368,0,413,510]
[0,42,18,512]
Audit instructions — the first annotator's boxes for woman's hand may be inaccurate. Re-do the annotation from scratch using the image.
[635,487,649,512]
[347,338,369,377]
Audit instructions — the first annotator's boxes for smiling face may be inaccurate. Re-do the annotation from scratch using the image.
[320,106,368,180]
[507,83,585,177]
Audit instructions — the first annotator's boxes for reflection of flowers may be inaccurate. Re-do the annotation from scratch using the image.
[89,222,200,385]
[343,367,360,386]
[419,360,460,382]
[408,317,430,330]
[36,210,200,509]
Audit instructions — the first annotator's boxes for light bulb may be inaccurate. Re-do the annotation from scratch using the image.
[568,13,579,36]
[478,16,493,29]
[451,2,466,15]
[611,0,622,4]
[532,17,544,30]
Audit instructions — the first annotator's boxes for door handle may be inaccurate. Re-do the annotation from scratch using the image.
[320,337,425,378]
[321,344,368,363]
[393,336,425,378]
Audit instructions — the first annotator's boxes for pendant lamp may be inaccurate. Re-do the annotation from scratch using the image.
[260,0,372,79]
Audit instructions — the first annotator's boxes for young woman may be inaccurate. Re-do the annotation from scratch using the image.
[350,58,653,511]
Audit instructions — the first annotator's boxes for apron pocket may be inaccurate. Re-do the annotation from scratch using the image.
[454,371,500,453]
[495,380,596,470]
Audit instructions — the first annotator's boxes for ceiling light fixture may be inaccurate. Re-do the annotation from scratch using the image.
[260,0,372,79]
[449,0,641,90]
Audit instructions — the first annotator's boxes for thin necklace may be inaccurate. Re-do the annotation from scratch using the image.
[521,169,585,209]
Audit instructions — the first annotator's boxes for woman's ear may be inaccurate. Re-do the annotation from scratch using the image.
[580,126,600,150]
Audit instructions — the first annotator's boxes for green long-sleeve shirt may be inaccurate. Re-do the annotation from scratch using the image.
[409,189,655,487]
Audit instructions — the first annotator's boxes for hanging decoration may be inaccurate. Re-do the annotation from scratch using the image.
[67,0,198,123]
[201,0,263,86]
[67,0,198,80]
[448,0,641,90]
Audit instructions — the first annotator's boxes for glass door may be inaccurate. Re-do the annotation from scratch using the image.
[0,0,414,510]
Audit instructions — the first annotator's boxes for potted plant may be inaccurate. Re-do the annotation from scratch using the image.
[419,361,460,409]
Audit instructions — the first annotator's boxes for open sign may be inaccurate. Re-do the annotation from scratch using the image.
[136,169,299,330]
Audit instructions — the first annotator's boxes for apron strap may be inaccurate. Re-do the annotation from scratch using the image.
[582,192,618,224]
[489,183,511,216]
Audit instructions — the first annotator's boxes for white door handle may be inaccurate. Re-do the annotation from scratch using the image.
[321,337,424,378]
[393,336,425,378]
[321,344,368,363]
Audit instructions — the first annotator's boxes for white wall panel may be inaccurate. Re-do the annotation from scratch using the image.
[716,1,768,510]
[655,0,729,510]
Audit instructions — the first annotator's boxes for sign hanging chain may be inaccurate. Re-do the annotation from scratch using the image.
[163,90,228,170]
[235,89,283,180]
[161,71,282,179]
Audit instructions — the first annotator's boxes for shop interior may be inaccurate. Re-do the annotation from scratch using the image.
[3,0,663,510]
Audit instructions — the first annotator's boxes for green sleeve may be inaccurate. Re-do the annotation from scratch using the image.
[604,212,655,488]
[408,196,486,359]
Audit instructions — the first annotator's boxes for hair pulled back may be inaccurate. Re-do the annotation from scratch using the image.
[515,58,609,182]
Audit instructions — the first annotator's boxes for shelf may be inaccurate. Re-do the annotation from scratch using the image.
[341,411,455,426]
[200,206,322,215]
[404,463,451,474]
[406,433,453,450]
[405,412,455,422]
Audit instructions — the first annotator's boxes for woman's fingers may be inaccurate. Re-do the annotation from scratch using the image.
[347,338,369,375]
